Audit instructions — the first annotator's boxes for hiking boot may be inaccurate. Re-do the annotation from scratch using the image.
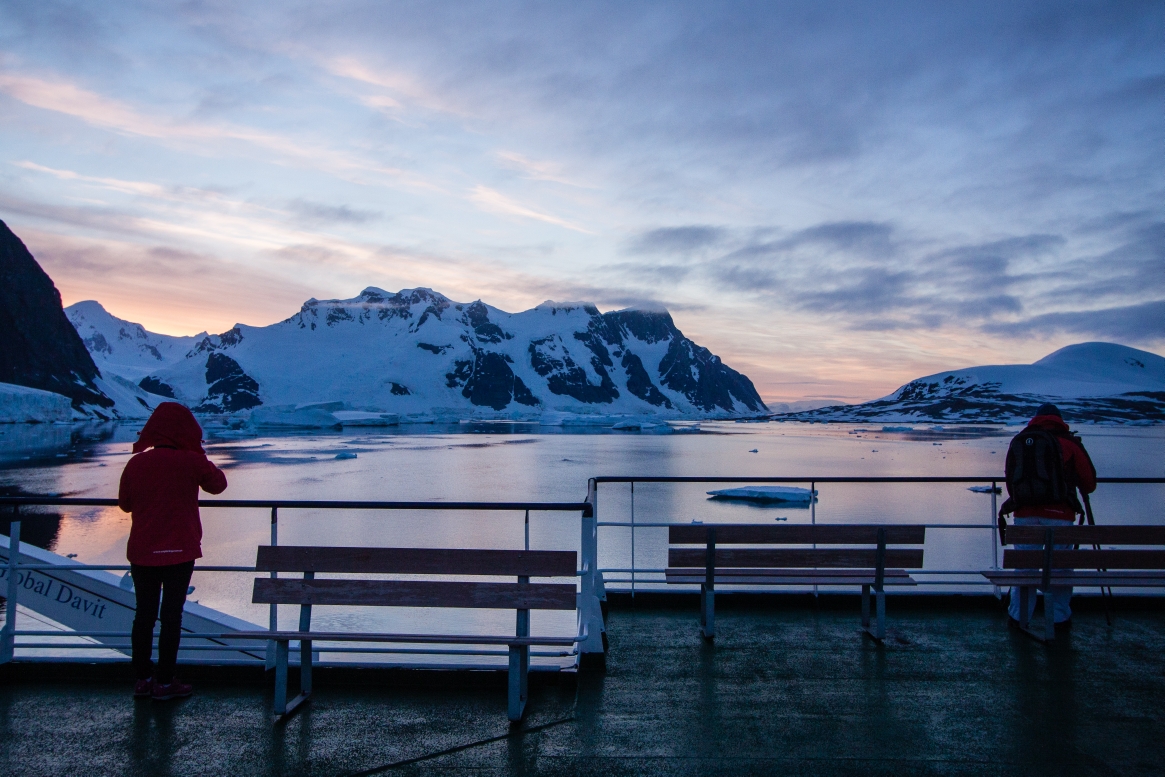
[133,678,154,698]
[152,679,193,701]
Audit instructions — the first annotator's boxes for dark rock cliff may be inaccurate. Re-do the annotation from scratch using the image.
[0,220,112,410]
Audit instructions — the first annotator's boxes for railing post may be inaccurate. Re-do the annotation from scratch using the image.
[990,481,1001,599]
[630,481,636,598]
[579,479,606,657]
[1,511,21,664]
[266,506,278,670]
[811,480,818,598]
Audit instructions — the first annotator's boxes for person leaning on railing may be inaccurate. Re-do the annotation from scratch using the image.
[118,402,227,701]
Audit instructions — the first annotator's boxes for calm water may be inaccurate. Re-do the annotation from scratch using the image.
[2,421,1162,643]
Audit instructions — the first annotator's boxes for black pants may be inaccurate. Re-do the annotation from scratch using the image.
[130,561,195,683]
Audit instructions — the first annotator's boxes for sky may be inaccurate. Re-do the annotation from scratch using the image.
[0,1,1161,406]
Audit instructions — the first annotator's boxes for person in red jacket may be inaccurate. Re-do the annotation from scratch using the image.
[119,402,227,700]
[1007,403,1097,627]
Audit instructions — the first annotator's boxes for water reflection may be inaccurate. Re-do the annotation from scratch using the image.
[0,421,1160,631]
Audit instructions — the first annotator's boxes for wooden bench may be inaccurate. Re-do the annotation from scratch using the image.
[666,524,925,640]
[982,525,1165,642]
[222,545,583,721]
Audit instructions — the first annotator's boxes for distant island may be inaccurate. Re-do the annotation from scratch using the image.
[773,342,1165,424]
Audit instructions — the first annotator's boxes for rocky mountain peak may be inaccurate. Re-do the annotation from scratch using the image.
[0,220,112,411]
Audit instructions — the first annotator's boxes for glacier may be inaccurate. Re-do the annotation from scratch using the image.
[0,383,73,423]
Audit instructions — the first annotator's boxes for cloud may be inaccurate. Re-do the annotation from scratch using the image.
[627,226,726,255]
[984,299,1165,343]
[493,151,594,188]
[285,199,381,225]
[0,69,433,190]
[469,185,592,233]
[319,55,467,116]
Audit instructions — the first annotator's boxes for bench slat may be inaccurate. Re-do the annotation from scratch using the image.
[1004,526,1165,546]
[253,578,577,609]
[668,524,925,545]
[983,570,1165,587]
[667,567,915,577]
[665,568,917,586]
[217,631,583,646]
[669,548,925,569]
[255,546,577,576]
[1001,549,1165,570]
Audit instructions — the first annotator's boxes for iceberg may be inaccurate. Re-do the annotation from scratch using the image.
[707,486,818,503]
[250,406,341,429]
[333,411,400,427]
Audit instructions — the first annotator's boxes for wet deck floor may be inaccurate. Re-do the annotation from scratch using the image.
[1,594,1163,776]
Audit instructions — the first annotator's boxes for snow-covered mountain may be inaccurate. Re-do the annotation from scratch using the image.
[72,288,767,421]
[66,300,206,382]
[780,343,1165,424]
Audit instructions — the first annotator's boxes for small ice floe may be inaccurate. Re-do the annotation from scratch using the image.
[881,426,914,432]
[967,485,1002,494]
[932,442,942,446]
[748,449,759,453]
[775,516,788,521]
[707,486,818,503]
[334,452,358,460]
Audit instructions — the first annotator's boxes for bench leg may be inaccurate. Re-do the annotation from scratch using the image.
[273,639,289,715]
[271,638,312,719]
[700,583,715,640]
[508,644,529,722]
[1015,586,1054,644]
[862,586,886,641]
[300,638,313,697]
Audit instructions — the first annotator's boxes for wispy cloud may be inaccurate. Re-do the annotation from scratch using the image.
[469,185,592,233]
[493,151,595,188]
[320,56,468,116]
[0,70,435,191]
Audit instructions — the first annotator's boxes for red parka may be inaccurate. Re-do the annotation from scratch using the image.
[118,403,227,566]
[1013,414,1097,521]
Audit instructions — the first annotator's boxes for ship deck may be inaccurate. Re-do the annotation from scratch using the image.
[2,593,1163,776]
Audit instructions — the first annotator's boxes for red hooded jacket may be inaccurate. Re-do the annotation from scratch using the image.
[1013,414,1097,521]
[118,403,227,566]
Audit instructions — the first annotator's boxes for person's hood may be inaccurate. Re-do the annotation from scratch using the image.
[1027,414,1071,435]
[133,402,205,453]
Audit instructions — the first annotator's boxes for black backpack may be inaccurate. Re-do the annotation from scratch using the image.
[999,428,1083,519]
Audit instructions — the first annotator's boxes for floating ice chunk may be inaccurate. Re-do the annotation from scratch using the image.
[250,406,341,429]
[967,485,1002,494]
[748,449,758,453]
[334,452,358,460]
[333,410,400,427]
[612,420,646,430]
[707,486,818,503]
